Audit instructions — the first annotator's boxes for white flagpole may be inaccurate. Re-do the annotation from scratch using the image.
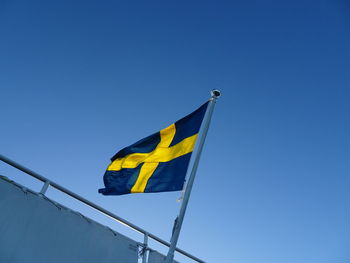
[165,89,221,263]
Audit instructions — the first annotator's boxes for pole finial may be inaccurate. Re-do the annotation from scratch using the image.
[211,89,221,99]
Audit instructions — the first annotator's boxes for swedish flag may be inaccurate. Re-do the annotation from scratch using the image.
[98,102,209,195]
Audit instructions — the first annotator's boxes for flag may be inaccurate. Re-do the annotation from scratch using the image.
[98,102,209,195]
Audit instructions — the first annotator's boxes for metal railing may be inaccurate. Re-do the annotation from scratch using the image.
[0,154,205,263]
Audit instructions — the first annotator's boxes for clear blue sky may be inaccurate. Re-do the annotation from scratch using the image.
[1,1,350,262]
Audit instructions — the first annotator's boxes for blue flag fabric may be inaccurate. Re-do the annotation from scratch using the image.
[99,102,209,195]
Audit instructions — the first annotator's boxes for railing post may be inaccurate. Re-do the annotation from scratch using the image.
[40,180,50,195]
[142,233,148,263]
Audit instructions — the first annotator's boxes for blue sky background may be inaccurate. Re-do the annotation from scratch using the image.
[1,1,350,262]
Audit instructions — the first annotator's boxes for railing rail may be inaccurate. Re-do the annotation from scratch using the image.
[0,154,205,263]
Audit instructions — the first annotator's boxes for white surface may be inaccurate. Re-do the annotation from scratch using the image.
[0,176,139,263]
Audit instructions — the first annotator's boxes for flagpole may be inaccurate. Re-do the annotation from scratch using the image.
[165,89,221,263]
